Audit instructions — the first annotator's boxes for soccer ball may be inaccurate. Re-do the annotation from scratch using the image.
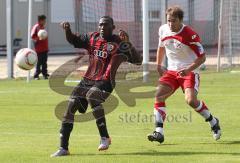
[15,48,38,70]
[37,29,48,40]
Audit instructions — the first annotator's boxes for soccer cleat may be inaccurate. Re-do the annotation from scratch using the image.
[43,74,49,80]
[98,137,111,151]
[147,131,164,143]
[50,147,70,157]
[211,118,221,140]
[34,77,40,80]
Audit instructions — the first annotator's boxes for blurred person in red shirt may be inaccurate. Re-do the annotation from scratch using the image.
[31,15,49,80]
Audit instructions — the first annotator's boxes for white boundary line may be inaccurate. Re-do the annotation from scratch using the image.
[65,80,81,83]
[230,70,240,74]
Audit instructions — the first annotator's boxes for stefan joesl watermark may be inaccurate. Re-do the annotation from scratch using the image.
[118,111,192,123]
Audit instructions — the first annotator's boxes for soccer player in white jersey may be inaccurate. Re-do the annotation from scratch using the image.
[147,6,221,143]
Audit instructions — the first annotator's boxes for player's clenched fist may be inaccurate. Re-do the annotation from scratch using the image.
[119,30,129,42]
[60,21,71,30]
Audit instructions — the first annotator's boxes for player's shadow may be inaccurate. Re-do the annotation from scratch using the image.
[156,143,178,146]
[71,141,240,157]
[195,140,240,145]
[224,140,240,144]
[72,150,240,156]
[115,151,240,156]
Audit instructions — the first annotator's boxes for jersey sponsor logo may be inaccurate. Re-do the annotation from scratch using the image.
[164,39,182,49]
[102,42,118,54]
[163,37,182,49]
[192,34,197,40]
[107,43,116,52]
[173,40,182,49]
[94,49,108,58]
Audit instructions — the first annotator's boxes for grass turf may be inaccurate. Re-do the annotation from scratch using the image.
[0,70,240,163]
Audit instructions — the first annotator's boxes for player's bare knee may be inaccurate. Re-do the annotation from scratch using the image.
[155,84,173,101]
[155,95,166,102]
[155,91,171,102]
[155,91,164,101]
[185,97,197,108]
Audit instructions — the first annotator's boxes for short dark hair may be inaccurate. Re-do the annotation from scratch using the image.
[38,15,46,21]
[166,6,184,20]
[100,16,114,25]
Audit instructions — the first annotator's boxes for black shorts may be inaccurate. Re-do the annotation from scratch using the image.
[62,78,115,122]
[68,78,115,113]
[71,78,114,99]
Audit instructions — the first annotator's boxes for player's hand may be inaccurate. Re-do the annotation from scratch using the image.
[119,30,129,42]
[60,21,71,30]
[177,68,190,77]
[38,37,47,41]
[157,65,166,77]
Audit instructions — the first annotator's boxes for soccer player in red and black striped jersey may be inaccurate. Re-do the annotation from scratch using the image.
[51,16,142,157]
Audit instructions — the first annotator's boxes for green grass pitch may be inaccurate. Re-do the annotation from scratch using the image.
[0,71,240,163]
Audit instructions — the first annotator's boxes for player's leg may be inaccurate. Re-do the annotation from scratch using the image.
[148,83,175,143]
[86,82,113,151]
[41,51,49,79]
[183,73,221,140]
[59,97,88,150]
[51,81,89,157]
[34,53,42,80]
[148,71,179,143]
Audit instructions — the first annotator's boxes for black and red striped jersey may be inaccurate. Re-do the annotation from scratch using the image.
[68,32,141,81]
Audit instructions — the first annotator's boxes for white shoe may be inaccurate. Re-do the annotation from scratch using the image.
[50,147,70,157]
[98,137,111,151]
[211,118,221,140]
[213,130,221,140]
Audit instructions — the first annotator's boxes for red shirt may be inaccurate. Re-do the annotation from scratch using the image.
[31,23,49,53]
